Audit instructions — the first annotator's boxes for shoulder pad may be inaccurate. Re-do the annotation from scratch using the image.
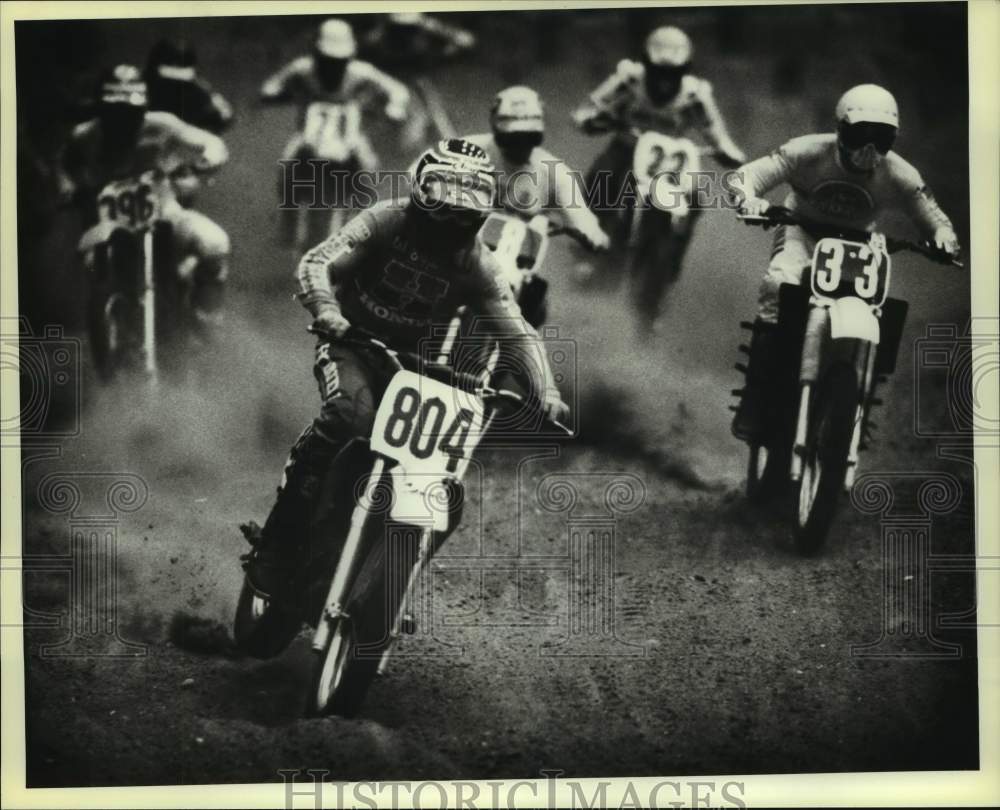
[882,151,923,189]
[347,59,378,79]
[292,55,314,74]
[779,133,834,160]
[144,109,186,135]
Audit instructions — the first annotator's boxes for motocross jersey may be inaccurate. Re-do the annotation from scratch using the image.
[580,59,741,153]
[297,198,542,351]
[62,110,227,200]
[462,133,604,238]
[735,134,955,234]
[260,56,409,126]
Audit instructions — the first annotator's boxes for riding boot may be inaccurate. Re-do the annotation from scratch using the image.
[731,319,782,443]
[243,425,342,599]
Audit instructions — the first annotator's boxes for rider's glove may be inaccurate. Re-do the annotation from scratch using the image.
[311,304,351,340]
[738,196,771,218]
[384,101,407,123]
[932,226,961,257]
[543,388,570,426]
[583,227,611,253]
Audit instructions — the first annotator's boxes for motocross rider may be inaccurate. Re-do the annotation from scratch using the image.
[363,11,477,145]
[729,83,961,442]
[572,25,746,253]
[61,64,230,329]
[144,39,233,207]
[457,86,609,325]
[243,139,567,600]
[261,18,409,202]
[464,85,609,251]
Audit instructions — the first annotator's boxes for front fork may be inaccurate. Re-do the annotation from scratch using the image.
[790,302,875,490]
[141,228,158,384]
[312,456,387,652]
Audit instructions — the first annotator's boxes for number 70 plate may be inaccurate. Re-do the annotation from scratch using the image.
[372,370,488,481]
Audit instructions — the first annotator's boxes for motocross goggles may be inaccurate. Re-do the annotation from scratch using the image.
[838,121,897,154]
[417,168,496,216]
[495,130,544,154]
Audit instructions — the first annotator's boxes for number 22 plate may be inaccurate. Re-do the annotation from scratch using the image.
[372,370,487,482]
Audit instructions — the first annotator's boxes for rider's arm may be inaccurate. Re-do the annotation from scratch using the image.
[295,207,381,316]
[194,78,234,133]
[571,59,637,135]
[353,60,410,120]
[544,151,608,247]
[160,111,229,170]
[260,57,308,104]
[463,241,554,405]
[727,137,805,207]
[888,155,960,251]
[690,78,745,166]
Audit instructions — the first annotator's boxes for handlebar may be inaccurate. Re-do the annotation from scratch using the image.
[306,326,572,436]
[737,205,963,267]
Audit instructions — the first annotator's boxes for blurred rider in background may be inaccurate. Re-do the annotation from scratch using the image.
[573,26,745,269]
[144,38,233,207]
[728,83,961,442]
[464,85,609,250]
[260,18,410,244]
[242,139,565,601]
[60,65,230,333]
[363,11,476,145]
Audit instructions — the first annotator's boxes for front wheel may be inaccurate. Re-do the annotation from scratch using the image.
[795,364,860,554]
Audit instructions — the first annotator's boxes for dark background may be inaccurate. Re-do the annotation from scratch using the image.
[15,2,978,787]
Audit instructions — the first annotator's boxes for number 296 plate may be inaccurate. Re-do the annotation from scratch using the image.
[372,370,487,481]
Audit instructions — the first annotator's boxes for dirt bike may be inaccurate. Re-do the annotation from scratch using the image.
[733,206,962,553]
[435,213,584,380]
[234,329,570,717]
[81,170,180,384]
[284,100,363,255]
[625,129,714,330]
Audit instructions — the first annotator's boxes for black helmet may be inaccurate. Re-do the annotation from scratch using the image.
[147,39,198,80]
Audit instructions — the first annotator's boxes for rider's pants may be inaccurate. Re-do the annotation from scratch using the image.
[583,136,634,244]
[758,224,815,325]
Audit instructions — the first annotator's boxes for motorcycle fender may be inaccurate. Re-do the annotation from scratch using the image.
[828,297,880,345]
[387,465,450,532]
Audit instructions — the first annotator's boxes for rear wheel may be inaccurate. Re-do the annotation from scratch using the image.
[795,364,860,554]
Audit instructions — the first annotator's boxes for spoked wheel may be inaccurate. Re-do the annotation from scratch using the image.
[233,578,302,659]
[795,364,859,555]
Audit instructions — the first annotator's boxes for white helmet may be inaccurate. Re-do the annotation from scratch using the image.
[491,86,544,135]
[316,18,356,59]
[835,84,899,171]
[645,26,693,68]
[835,84,899,127]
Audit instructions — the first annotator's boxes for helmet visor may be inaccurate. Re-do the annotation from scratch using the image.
[839,121,896,154]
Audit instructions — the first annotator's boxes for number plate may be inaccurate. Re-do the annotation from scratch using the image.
[632,132,700,185]
[302,102,360,161]
[372,370,487,481]
[810,238,891,306]
[97,177,159,230]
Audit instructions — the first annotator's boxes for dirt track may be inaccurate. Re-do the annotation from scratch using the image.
[17,7,978,786]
